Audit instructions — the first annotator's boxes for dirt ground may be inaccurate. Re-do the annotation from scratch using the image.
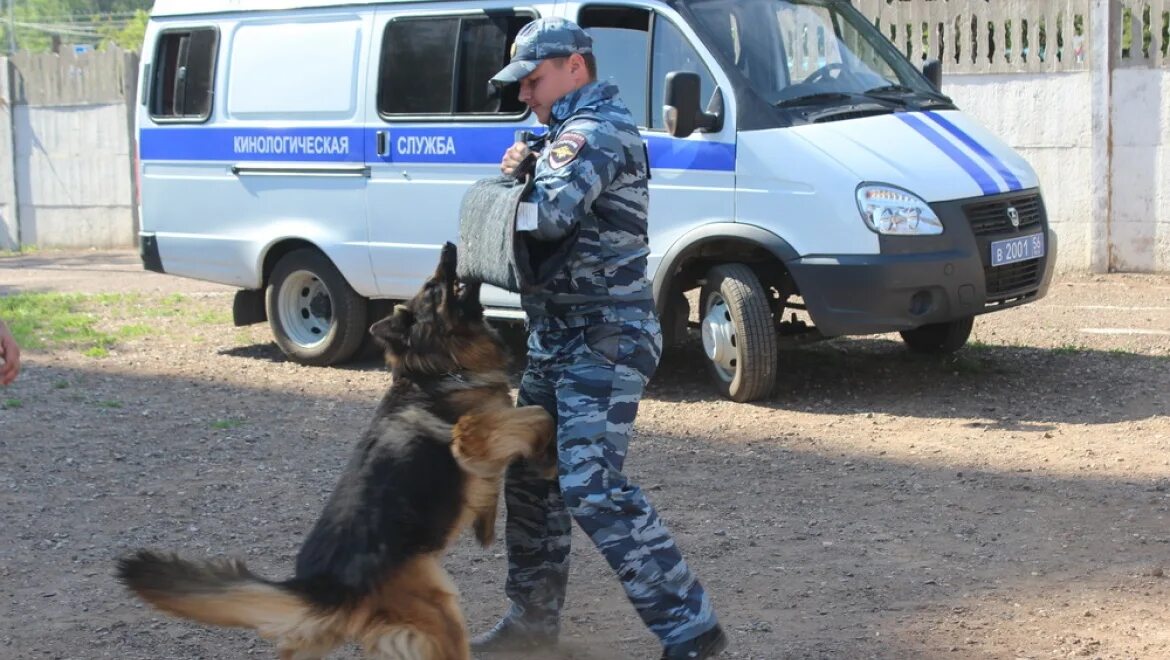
[2,250,1169,660]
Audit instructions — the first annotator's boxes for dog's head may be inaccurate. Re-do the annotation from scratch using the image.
[368,242,504,374]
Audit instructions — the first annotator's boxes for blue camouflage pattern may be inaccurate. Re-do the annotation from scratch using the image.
[490,17,594,86]
[520,80,657,330]
[499,318,719,646]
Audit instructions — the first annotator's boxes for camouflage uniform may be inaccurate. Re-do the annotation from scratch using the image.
[488,17,719,648]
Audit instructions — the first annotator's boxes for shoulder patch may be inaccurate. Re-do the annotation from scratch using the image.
[547,132,587,170]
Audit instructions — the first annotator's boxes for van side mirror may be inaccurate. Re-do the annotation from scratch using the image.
[922,59,942,90]
[663,71,720,138]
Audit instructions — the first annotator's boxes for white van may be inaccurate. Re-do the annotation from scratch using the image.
[137,0,1056,402]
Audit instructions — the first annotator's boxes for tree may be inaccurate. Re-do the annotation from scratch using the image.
[5,0,152,53]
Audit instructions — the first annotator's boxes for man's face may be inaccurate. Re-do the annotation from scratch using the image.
[518,57,584,124]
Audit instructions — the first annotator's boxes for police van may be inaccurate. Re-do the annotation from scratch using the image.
[137,0,1056,402]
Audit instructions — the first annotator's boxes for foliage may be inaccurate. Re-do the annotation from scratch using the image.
[3,0,151,53]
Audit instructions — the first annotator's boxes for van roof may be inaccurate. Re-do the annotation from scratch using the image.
[150,1,434,17]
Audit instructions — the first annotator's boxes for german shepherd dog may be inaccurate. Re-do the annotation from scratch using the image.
[117,243,555,659]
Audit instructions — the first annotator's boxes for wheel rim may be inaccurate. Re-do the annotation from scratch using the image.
[277,269,334,349]
[701,292,738,383]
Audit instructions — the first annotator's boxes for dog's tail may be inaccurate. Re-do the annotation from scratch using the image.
[116,550,317,633]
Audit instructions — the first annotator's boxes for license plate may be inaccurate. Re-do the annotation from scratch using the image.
[990,233,1045,267]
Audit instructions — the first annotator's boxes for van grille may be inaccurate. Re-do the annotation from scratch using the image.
[964,194,1043,236]
[985,258,1043,298]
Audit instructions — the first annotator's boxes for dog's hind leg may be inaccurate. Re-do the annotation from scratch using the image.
[275,627,343,660]
[362,555,469,660]
[279,645,335,660]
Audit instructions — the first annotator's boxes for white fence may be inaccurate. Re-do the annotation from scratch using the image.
[0,4,1167,272]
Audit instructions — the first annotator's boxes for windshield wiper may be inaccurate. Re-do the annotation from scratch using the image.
[774,92,858,108]
[864,84,953,105]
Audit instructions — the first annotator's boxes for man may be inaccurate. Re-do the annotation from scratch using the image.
[471,17,727,660]
[0,317,20,386]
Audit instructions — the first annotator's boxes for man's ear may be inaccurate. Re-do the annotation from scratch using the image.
[369,304,413,350]
[569,52,587,79]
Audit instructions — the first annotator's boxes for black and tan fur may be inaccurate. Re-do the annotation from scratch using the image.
[117,243,555,660]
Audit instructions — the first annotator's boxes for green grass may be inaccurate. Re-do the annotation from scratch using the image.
[0,245,39,258]
[946,354,988,375]
[0,293,119,353]
[140,293,187,318]
[52,379,69,389]
[97,400,123,409]
[117,324,154,339]
[195,309,232,325]
[1052,344,1087,355]
[0,292,167,355]
[211,418,245,431]
[2,398,21,409]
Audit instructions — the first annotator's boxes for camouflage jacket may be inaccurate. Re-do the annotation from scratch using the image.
[520,81,656,330]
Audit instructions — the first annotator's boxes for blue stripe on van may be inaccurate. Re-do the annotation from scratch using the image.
[376,127,523,165]
[139,126,736,172]
[895,113,1000,196]
[139,127,367,163]
[922,111,1023,192]
[646,134,736,172]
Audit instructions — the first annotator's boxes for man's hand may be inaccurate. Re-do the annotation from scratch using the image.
[0,320,20,386]
[501,141,534,176]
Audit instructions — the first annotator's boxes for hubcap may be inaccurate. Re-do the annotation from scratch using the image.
[701,293,737,383]
[278,270,333,348]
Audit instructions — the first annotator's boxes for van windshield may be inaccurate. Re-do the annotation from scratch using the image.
[684,0,951,112]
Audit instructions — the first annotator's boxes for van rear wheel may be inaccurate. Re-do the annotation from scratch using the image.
[267,249,367,366]
[699,264,778,402]
[899,316,974,354]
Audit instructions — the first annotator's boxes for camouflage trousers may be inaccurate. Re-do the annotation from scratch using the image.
[501,317,718,646]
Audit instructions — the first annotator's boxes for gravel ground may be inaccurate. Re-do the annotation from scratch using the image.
[2,250,1169,660]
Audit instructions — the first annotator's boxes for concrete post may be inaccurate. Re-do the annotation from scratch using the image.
[0,56,17,251]
[1089,0,1118,272]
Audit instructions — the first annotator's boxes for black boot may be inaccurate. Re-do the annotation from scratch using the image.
[470,619,558,654]
[660,625,729,660]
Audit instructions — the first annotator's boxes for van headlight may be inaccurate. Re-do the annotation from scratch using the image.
[856,185,943,236]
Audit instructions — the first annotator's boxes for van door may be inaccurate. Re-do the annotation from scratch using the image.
[365,5,545,306]
[139,10,375,293]
[568,2,737,278]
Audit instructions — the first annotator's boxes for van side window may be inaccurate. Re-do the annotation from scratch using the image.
[579,6,650,127]
[579,6,715,131]
[379,14,530,118]
[649,16,716,130]
[150,28,218,121]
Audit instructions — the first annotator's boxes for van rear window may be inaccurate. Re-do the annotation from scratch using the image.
[150,28,218,122]
[378,14,531,118]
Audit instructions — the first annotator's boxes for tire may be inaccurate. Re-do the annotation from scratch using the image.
[899,316,974,354]
[699,264,778,402]
[266,248,368,366]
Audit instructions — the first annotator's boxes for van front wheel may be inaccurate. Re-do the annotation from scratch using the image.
[899,316,974,354]
[699,264,778,402]
[267,249,368,366]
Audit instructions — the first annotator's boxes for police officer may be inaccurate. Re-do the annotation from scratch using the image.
[470,17,728,660]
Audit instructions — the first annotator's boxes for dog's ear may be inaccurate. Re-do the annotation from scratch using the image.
[430,243,459,313]
[458,281,483,320]
[369,304,414,352]
[436,242,457,282]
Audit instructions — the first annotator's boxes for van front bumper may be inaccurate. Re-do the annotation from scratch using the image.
[787,198,1057,338]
